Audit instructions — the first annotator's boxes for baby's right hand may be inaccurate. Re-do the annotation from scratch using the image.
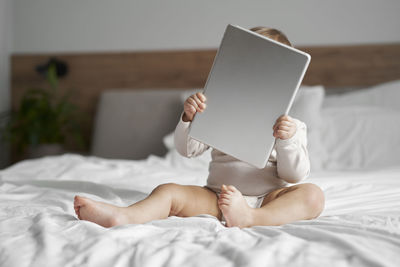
[183,92,207,122]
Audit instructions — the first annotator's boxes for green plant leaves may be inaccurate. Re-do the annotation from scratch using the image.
[1,63,86,154]
[47,64,58,90]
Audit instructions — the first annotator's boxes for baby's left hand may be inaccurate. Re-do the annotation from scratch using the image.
[273,115,297,140]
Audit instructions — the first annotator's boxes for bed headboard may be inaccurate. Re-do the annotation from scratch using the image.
[11,43,400,157]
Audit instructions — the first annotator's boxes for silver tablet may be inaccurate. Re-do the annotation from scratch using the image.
[189,24,311,168]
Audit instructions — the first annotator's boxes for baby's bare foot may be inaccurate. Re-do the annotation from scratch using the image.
[74,196,127,228]
[217,185,254,228]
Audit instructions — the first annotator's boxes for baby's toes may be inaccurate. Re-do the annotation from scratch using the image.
[74,208,81,219]
[227,185,238,193]
[74,196,81,207]
[221,184,229,192]
[219,193,231,200]
[218,194,231,204]
[218,198,230,206]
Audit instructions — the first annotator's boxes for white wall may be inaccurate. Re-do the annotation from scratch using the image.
[13,0,400,53]
[0,0,13,168]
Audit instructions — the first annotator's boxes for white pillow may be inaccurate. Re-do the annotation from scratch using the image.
[317,106,400,171]
[290,85,325,131]
[162,131,175,151]
[323,79,400,110]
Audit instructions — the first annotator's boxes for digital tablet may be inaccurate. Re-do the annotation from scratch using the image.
[189,24,311,168]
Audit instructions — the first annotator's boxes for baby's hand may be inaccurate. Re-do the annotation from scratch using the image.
[183,92,207,122]
[273,115,297,140]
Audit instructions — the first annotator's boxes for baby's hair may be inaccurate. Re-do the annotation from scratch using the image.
[250,26,292,47]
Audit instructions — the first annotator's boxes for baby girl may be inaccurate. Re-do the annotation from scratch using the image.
[74,26,325,228]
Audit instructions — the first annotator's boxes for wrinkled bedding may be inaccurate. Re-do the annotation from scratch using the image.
[1,153,400,267]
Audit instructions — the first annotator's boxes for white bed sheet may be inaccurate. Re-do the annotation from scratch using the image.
[1,153,399,267]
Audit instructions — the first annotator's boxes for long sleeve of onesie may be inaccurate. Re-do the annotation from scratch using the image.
[174,112,210,158]
[274,119,310,183]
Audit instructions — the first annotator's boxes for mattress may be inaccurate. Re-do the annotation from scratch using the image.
[1,153,399,267]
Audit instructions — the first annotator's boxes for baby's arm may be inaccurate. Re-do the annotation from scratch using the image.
[174,92,210,158]
[273,115,310,183]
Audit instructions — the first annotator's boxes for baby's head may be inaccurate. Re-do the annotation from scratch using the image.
[250,26,292,47]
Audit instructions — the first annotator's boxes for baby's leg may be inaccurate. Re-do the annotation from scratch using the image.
[253,183,324,226]
[74,183,221,228]
[218,183,324,228]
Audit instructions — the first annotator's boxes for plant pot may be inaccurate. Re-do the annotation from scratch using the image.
[27,144,65,159]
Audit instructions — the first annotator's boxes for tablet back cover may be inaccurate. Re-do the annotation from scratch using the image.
[189,24,310,168]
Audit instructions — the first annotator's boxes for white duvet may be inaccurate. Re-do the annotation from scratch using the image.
[1,153,400,267]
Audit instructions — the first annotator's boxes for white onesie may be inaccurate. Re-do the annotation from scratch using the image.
[174,113,310,199]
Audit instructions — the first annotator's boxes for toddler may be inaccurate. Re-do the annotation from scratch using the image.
[74,27,325,228]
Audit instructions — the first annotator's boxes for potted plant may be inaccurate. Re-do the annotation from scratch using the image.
[1,59,85,160]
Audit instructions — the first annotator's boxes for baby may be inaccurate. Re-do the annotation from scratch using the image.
[74,27,325,228]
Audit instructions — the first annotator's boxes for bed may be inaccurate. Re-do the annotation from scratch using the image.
[2,44,400,266]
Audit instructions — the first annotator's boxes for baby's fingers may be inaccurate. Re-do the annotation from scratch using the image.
[192,94,206,112]
[272,120,292,131]
[187,104,196,114]
[276,115,294,124]
[276,125,291,132]
[186,97,199,111]
[274,130,290,140]
[196,92,207,102]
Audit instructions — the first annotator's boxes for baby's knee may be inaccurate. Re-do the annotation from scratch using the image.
[152,183,180,196]
[152,183,186,216]
[300,183,325,218]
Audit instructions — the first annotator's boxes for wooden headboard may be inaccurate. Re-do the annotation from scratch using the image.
[11,43,400,152]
